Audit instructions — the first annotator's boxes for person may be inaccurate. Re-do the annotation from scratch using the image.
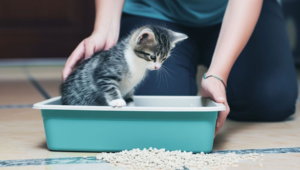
[62,0,298,136]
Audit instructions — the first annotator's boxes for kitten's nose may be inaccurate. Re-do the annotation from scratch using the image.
[154,66,159,70]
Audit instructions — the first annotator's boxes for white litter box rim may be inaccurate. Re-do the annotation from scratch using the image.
[33,96,226,112]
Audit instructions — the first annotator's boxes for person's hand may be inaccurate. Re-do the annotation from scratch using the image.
[62,29,119,81]
[200,76,230,137]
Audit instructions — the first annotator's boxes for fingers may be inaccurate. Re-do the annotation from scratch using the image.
[103,40,116,51]
[62,41,85,81]
[62,32,117,81]
[205,80,228,137]
[62,68,72,82]
[200,77,229,138]
[84,39,95,60]
[215,100,230,137]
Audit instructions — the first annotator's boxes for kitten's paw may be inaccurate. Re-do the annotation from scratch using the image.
[109,99,126,108]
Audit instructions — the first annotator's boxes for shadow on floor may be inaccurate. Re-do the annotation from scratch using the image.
[37,140,48,150]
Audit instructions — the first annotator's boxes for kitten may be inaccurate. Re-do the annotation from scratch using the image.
[60,25,187,107]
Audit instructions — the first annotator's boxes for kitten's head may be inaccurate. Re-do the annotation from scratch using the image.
[130,25,188,70]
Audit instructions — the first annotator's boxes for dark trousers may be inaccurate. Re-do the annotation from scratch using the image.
[119,0,298,122]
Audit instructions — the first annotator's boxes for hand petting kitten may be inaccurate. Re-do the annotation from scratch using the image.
[61,26,187,107]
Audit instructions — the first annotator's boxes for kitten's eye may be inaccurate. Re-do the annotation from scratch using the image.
[134,50,150,56]
[150,55,156,60]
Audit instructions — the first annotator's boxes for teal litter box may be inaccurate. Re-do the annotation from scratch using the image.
[33,96,225,153]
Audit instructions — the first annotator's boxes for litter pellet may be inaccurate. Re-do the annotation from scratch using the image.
[96,148,263,170]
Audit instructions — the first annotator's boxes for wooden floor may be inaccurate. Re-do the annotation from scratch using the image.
[0,65,299,169]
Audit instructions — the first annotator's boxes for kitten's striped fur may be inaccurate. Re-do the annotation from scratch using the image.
[60,25,187,106]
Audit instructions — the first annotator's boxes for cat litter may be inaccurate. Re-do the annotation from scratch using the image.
[96,148,262,170]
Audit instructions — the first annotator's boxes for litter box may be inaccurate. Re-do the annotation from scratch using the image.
[33,96,225,153]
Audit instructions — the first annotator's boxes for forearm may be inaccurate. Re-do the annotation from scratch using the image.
[207,0,263,83]
[93,0,125,33]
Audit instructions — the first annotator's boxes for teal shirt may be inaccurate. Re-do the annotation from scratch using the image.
[123,0,228,27]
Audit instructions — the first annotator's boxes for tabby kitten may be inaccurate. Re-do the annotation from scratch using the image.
[61,25,187,107]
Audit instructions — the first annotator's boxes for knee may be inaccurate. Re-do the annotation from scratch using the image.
[249,91,297,122]
[256,82,298,121]
[228,89,297,122]
[258,101,296,122]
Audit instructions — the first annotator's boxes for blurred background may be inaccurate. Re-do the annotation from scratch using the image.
[0,0,299,65]
[0,0,94,64]
[282,0,300,65]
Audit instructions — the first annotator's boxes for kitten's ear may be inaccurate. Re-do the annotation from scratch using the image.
[135,27,156,45]
[170,31,188,46]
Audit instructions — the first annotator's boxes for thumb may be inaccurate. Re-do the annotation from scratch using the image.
[211,91,226,103]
